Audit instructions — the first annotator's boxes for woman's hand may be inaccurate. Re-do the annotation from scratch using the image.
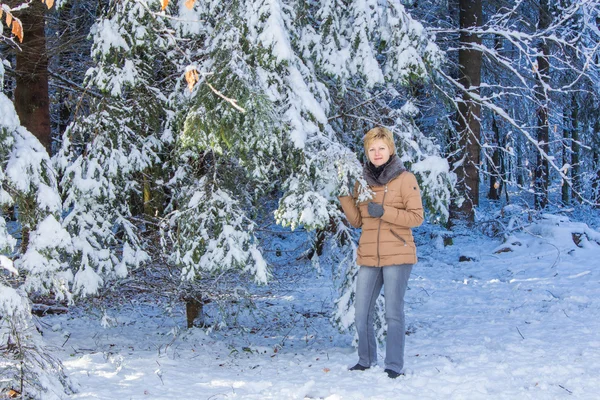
[367,202,384,218]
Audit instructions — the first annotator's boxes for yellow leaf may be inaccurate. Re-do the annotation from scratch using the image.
[160,0,169,10]
[0,9,3,20]
[185,0,195,9]
[12,18,23,43]
[6,12,13,27]
[45,0,55,9]
[185,68,199,92]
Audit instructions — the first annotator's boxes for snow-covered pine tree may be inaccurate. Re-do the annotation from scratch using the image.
[54,0,170,296]
[157,0,284,326]
[1,52,74,399]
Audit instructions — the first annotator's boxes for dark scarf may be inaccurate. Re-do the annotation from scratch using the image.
[364,155,406,186]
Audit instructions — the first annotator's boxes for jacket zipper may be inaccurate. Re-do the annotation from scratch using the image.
[391,229,407,246]
[376,185,388,267]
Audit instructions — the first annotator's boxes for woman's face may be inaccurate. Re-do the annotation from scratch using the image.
[367,139,391,167]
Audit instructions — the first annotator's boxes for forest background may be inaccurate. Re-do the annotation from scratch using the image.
[1,0,600,398]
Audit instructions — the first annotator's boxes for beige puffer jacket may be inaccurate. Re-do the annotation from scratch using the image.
[339,163,424,267]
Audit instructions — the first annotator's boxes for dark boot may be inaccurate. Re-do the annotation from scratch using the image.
[385,368,404,379]
[349,363,370,371]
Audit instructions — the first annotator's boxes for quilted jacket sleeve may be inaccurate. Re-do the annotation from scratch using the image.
[338,184,362,228]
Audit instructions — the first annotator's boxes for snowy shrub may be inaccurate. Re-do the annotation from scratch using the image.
[0,285,74,400]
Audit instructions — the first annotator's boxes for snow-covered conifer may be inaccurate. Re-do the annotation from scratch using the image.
[54,0,169,296]
[1,60,74,399]
[1,87,72,300]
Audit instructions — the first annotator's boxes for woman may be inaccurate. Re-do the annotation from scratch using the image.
[338,126,424,379]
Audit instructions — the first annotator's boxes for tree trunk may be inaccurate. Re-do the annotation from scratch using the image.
[534,0,551,210]
[183,292,205,328]
[13,0,52,154]
[570,94,580,203]
[452,0,482,223]
[593,152,600,208]
[56,0,74,137]
[142,166,166,218]
[592,120,600,207]
[488,37,504,202]
[562,109,570,206]
[516,144,524,188]
[306,228,326,260]
[488,115,503,201]
[307,217,337,259]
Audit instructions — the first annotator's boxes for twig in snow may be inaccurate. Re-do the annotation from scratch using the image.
[516,327,525,339]
[207,393,229,400]
[61,332,71,348]
[559,385,572,394]
[155,361,164,385]
[280,322,297,347]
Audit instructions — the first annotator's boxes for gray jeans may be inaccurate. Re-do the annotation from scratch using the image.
[354,264,413,373]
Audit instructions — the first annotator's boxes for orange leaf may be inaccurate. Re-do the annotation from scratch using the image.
[185,68,199,92]
[323,368,331,373]
[44,0,55,9]
[160,0,169,10]
[184,0,195,9]
[11,18,23,43]
[0,9,3,20]
[6,11,13,27]
[8,389,21,398]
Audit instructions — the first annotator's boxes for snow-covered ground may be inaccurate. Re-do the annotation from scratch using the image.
[42,213,600,399]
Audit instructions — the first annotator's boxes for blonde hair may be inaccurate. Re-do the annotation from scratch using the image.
[363,126,396,156]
